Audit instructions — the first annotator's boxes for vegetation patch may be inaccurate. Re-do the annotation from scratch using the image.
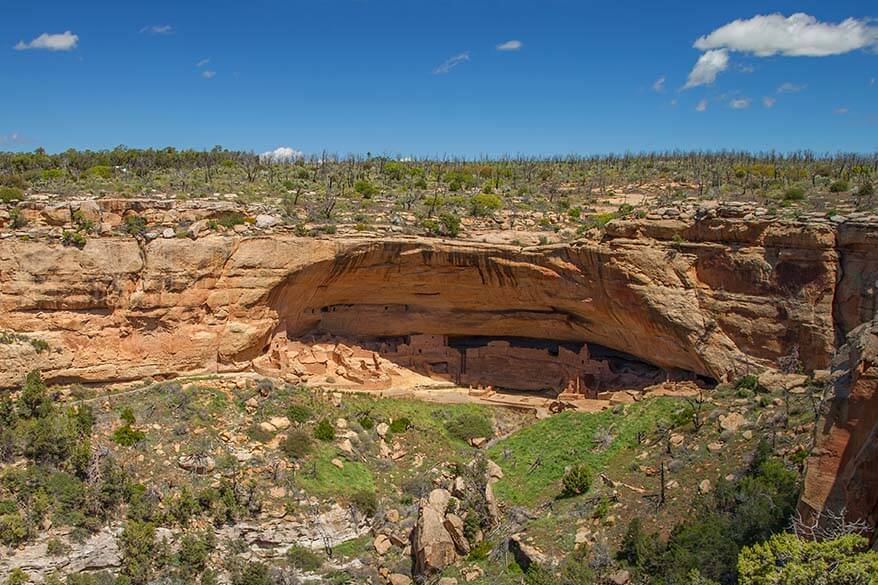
[487,399,679,505]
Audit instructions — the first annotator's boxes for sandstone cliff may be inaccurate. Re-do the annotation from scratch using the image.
[1,214,873,389]
[799,319,878,538]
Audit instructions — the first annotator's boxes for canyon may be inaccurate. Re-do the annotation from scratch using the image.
[2,202,878,550]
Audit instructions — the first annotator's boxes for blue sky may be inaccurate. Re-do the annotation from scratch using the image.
[1,0,876,156]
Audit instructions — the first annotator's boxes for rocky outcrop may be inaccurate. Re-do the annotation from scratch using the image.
[0,216,874,389]
[800,319,878,539]
[0,504,369,582]
[413,489,460,574]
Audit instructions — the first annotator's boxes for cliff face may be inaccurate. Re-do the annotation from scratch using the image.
[0,215,871,389]
[799,320,878,536]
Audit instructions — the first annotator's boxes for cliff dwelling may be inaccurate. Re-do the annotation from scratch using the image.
[253,292,700,398]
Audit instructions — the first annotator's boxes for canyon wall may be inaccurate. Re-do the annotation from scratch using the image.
[1,215,872,389]
[799,319,878,538]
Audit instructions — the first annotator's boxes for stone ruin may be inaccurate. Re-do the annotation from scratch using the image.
[252,332,659,398]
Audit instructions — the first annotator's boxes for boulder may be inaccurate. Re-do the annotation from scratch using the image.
[373,534,392,555]
[719,412,746,432]
[177,454,216,474]
[443,513,470,555]
[255,214,281,229]
[757,370,808,393]
[74,199,102,223]
[413,489,458,574]
[508,533,548,572]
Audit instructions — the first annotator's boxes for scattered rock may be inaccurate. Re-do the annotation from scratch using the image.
[269,416,291,430]
[388,574,413,585]
[373,534,392,555]
[255,214,281,229]
[608,569,631,585]
[177,454,215,474]
[508,533,548,572]
[331,458,344,469]
[719,412,746,432]
[699,479,712,494]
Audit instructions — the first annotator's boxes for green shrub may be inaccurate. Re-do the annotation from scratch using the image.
[0,186,25,203]
[281,429,312,460]
[232,562,274,585]
[113,424,146,447]
[782,186,806,201]
[468,539,493,561]
[86,165,113,179]
[470,193,502,217]
[738,533,878,584]
[561,464,592,496]
[119,520,157,585]
[357,414,374,430]
[349,490,377,517]
[388,417,412,434]
[286,404,312,424]
[123,214,147,236]
[439,212,461,236]
[314,419,336,442]
[46,536,70,557]
[286,544,323,571]
[4,568,29,585]
[120,407,136,426]
[0,513,27,546]
[445,413,494,443]
[829,180,849,193]
[17,370,52,419]
[176,529,216,575]
[857,182,874,197]
[354,179,377,198]
[214,212,247,228]
[734,375,765,393]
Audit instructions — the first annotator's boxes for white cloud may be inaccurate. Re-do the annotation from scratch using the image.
[433,52,469,75]
[870,78,876,87]
[196,58,210,68]
[835,107,849,115]
[260,147,304,163]
[14,31,78,51]
[201,70,216,79]
[684,49,729,88]
[695,99,708,112]
[777,82,806,93]
[140,25,173,35]
[0,132,26,146]
[694,13,878,57]
[496,40,523,51]
[762,96,776,108]
[730,98,751,109]
[652,75,666,92]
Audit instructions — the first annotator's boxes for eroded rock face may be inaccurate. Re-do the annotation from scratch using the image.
[0,504,369,582]
[800,319,878,538]
[0,216,873,388]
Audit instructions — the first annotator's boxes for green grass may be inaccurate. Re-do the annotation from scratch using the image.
[295,445,376,497]
[487,398,681,506]
[331,535,370,559]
